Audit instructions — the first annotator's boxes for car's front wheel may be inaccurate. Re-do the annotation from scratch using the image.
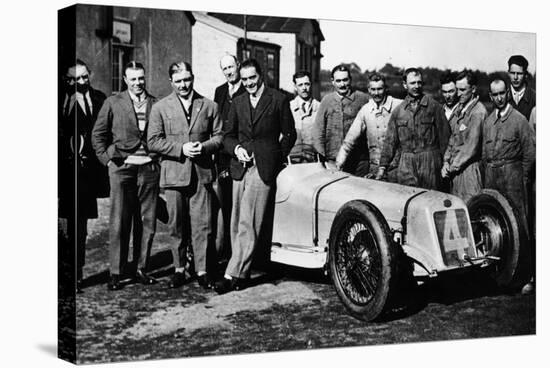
[328,200,398,321]
[467,189,530,288]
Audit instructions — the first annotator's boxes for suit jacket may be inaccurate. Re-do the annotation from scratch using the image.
[59,87,108,218]
[92,90,158,166]
[508,86,536,120]
[224,86,296,183]
[147,91,223,188]
[214,82,247,122]
[214,82,247,173]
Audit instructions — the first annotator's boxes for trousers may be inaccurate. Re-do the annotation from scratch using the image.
[108,161,159,275]
[165,171,214,273]
[226,166,274,279]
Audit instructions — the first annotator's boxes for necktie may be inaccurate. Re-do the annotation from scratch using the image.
[83,94,92,117]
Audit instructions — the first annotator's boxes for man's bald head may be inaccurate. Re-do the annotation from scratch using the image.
[219,54,240,84]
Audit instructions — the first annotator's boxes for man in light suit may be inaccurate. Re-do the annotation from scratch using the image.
[92,61,159,291]
[215,59,296,294]
[148,61,223,289]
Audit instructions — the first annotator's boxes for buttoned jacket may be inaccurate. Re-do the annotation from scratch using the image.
[482,105,535,181]
[444,96,487,172]
[223,86,296,183]
[508,86,536,120]
[92,90,158,166]
[313,90,369,160]
[290,96,320,148]
[380,94,449,168]
[336,95,402,167]
[147,91,223,188]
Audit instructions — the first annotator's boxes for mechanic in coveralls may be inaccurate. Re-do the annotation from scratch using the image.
[441,70,487,203]
[376,68,450,190]
[482,76,535,292]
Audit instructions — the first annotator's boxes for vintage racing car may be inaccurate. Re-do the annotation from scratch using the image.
[270,145,530,321]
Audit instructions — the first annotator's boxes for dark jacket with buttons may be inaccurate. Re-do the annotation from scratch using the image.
[508,86,536,120]
[380,94,449,168]
[223,86,296,183]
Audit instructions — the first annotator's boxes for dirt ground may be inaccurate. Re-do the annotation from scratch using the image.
[66,199,535,364]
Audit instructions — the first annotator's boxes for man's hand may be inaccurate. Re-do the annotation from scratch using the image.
[235,146,252,162]
[375,167,386,180]
[441,162,450,178]
[182,141,203,158]
[335,161,344,171]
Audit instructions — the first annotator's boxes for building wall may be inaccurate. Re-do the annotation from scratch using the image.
[192,20,240,100]
[297,21,322,100]
[248,32,296,95]
[74,5,112,95]
[71,4,193,98]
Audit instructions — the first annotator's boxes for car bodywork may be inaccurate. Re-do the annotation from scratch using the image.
[271,161,486,278]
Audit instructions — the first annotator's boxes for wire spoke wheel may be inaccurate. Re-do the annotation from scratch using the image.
[467,189,530,288]
[335,221,381,304]
[329,200,397,321]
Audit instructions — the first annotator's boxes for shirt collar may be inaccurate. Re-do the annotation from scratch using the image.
[495,103,511,120]
[250,83,265,99]
[511,85,526,96]
[337,89,354,102]
[128,89,147,103]
[296,95,312,106]
[178,90,195,105]
[368,95,393,113]
[405,94,428,108]
[228,79,242,93]
[444,102,458,114]
[462,96,477,113]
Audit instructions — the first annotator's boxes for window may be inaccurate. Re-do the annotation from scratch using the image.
[110,19,133,94]
[237,38,280,89]
[298,41,313,72]
[111,45,132,93]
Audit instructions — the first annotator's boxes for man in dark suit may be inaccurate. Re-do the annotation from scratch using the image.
[213,54,247,263]
[507,55,536,120]
[59,59,107,293]
[215,59,296,294]
[92,61,160,291]
[148,61,223,289]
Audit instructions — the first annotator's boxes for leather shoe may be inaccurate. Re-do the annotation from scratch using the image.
[107,274,123,291]
[135,269,158,285]
[167,272,186,289]
[214,277,246,294]
[197,274,213,290]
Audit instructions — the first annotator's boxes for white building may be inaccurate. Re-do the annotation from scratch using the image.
[193,12,324,99]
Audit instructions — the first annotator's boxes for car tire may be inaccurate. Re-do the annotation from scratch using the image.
[467,189,530,288]
[328,200,398,322]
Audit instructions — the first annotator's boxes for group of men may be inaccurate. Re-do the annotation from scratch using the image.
[59,53,535,296]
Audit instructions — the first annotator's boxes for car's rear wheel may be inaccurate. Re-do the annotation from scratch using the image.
[467,189,530,288]
[329,200,398,321]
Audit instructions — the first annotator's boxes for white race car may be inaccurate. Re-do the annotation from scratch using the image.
[270,145,530,321]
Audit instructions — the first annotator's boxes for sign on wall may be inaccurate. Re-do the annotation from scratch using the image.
[113,20,132,43]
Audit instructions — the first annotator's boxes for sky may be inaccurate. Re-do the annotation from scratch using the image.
[319,19,536,74]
